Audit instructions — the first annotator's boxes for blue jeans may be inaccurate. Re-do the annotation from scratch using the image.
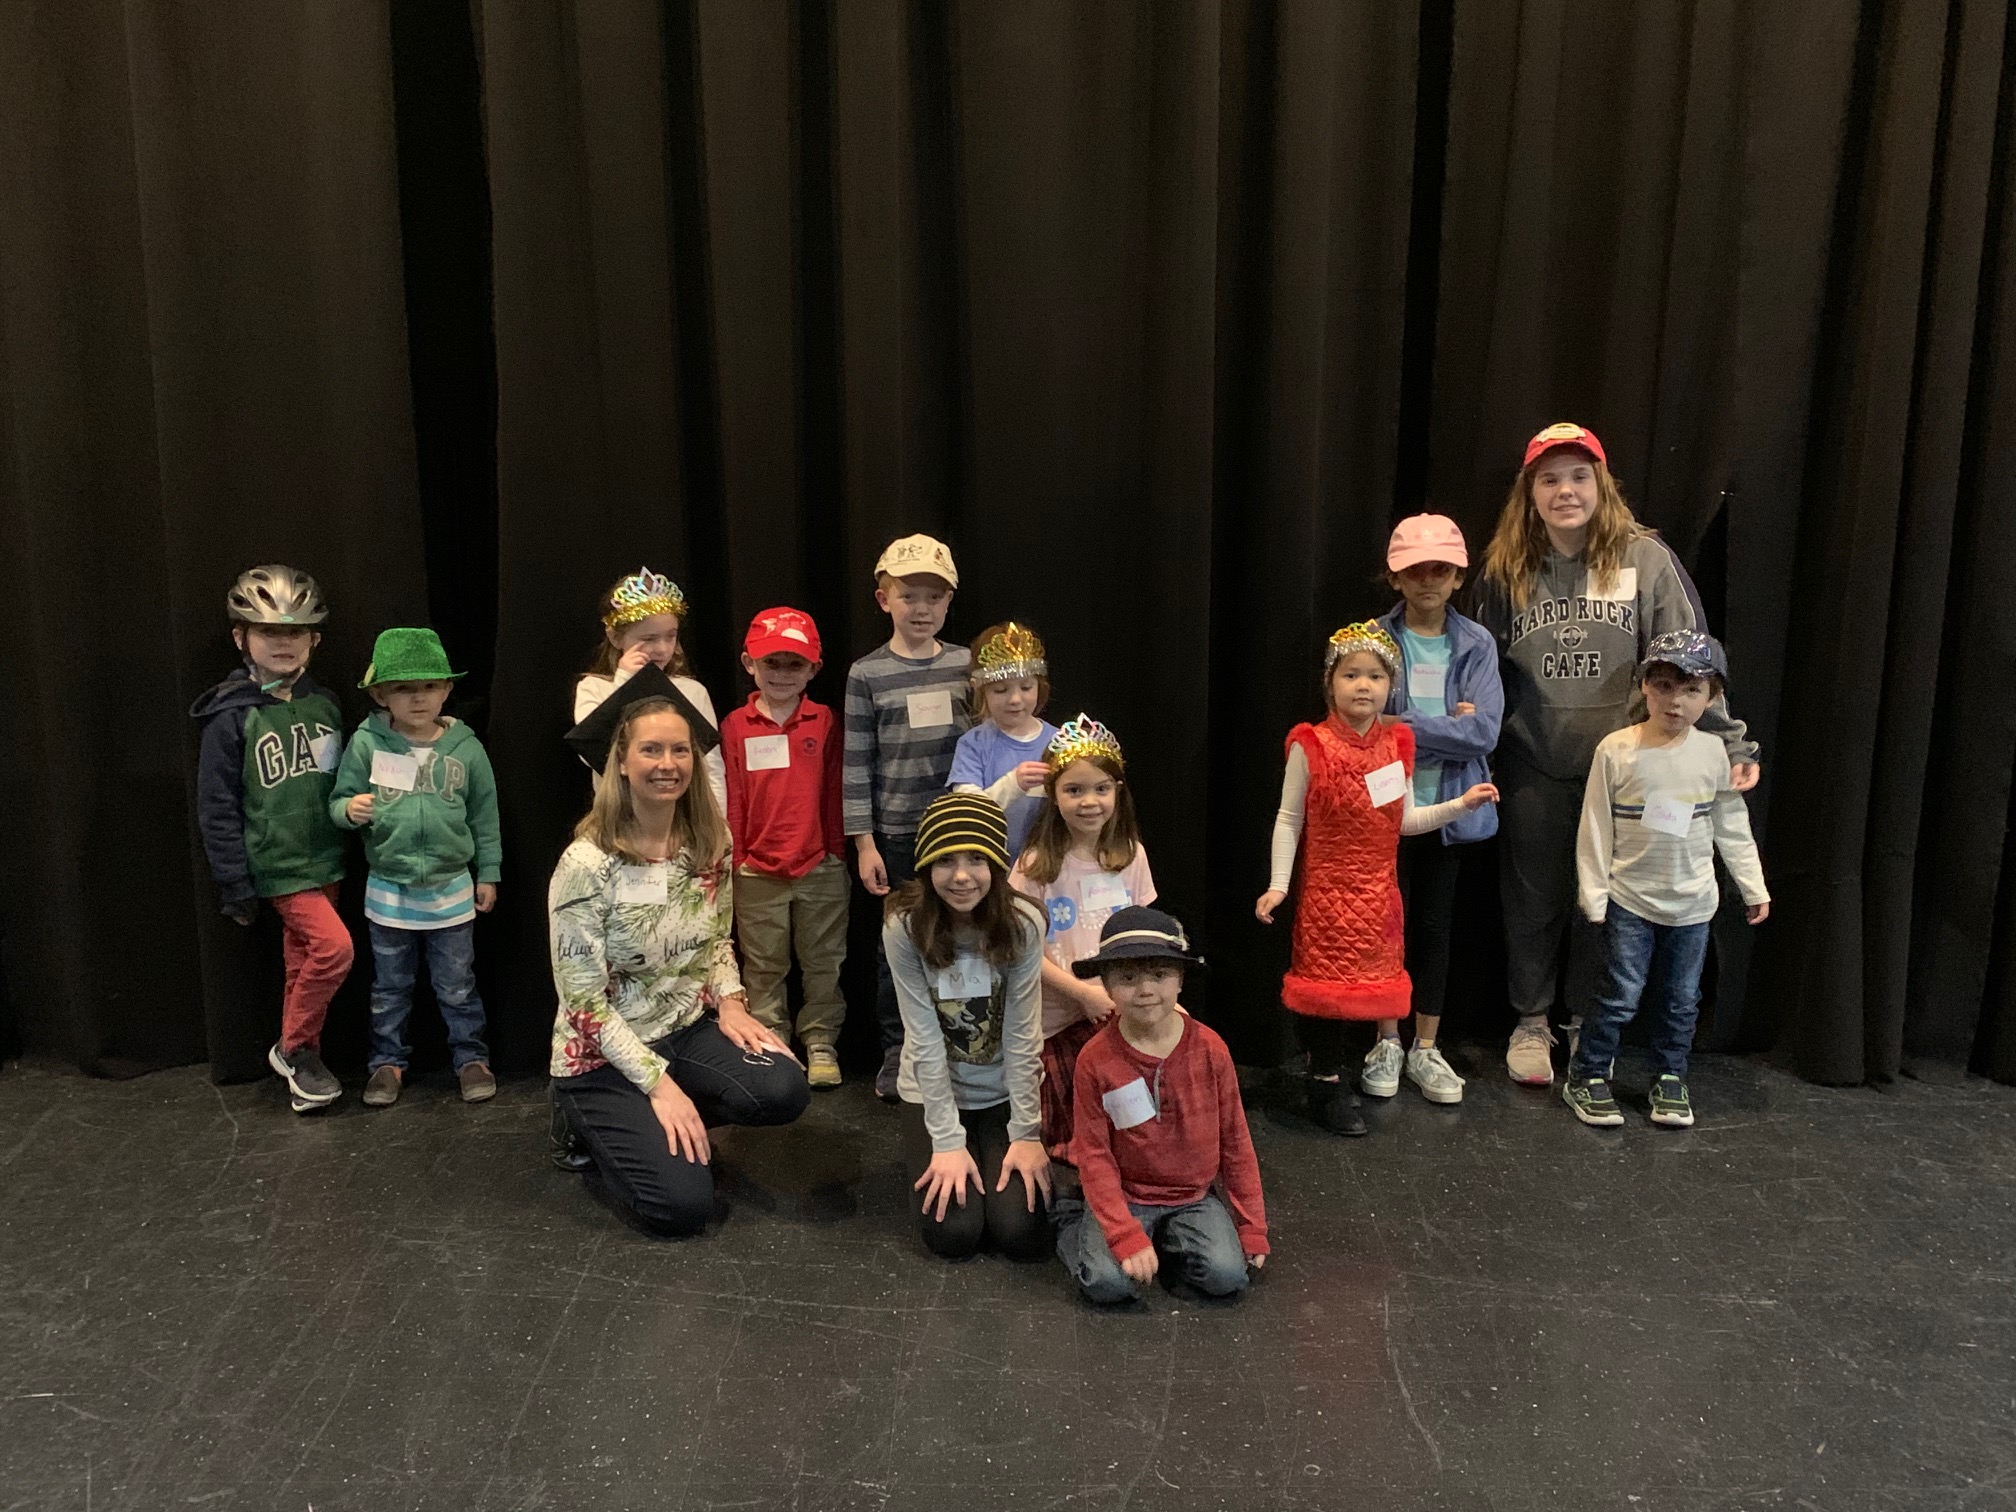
[1574,904,1710,1081]
[367,920,488,1072]
[1056,1192,1249,1304]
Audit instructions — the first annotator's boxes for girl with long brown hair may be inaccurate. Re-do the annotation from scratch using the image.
[1471,423,1760,1090]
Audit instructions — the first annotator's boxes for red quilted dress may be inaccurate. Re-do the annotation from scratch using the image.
[1282,716,1416,1021]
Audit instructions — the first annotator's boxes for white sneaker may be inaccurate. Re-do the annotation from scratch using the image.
[1405,1044,1465,1104]
[1505,1018,1558,1087]
[1360,1037,1404,1098]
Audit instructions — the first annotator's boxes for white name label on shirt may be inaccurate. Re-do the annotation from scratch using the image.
[1081,872,1131,914]
[744,733,791,771]
[1101,1077,1158,1130]
[370,750,420,792]
[311,732,343,774]
[1364,761,1408,808]
[935,957,991,1000]
[1588,566,1639,603]
[1408,662,1447,702]
[616,864,669,905]
[905,689,954,730]
[1640,793,1695,837]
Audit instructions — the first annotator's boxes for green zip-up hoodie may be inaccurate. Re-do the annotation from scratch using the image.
[328,712,502,888]
[190,668,348,905]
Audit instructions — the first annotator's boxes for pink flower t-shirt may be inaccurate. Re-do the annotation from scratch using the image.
[1009,844,1157,1039]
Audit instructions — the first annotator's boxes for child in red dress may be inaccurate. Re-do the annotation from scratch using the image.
[1256,622,1498,1136]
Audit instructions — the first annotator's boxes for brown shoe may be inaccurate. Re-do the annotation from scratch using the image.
[458,1062,497,1103]
[363,1065,403,1108]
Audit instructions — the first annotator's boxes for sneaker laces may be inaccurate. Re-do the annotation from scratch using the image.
[1414,1045,1463,1084]
[1510,1019,1556,1051]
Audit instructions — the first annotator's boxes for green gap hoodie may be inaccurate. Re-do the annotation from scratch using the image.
[328,712,503,888]
[189,669,348,900]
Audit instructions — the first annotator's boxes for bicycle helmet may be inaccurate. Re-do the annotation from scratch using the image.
[227,564,328,626]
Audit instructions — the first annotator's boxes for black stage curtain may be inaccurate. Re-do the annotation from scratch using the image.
[1,0,2011,1088]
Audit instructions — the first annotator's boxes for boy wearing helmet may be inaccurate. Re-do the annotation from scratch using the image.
[190,564,354,1113]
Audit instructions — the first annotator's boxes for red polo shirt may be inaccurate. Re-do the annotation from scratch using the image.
[722,694,845,879]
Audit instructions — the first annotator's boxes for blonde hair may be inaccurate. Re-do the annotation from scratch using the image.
[969,620,1052,716]
[574,698,727,869]
[1480,454,1643,612]
[1017,752,1141,886]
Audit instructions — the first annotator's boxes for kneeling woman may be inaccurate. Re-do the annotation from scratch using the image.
[888,793,1053,1258]
[549,697,809,1235]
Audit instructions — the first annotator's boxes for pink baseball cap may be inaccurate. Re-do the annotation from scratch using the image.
[744,607,822,662]
[1387,513,1468,572]
[1523,421,1608,469]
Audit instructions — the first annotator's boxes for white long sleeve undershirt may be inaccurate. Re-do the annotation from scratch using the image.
[1268,743,1468,893]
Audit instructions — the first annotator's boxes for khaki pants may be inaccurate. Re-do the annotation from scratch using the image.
[734,855,849,1047]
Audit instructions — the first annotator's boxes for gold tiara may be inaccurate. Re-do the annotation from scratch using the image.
[974,622,1048,682]
[604,567,688,629]
[1324,621,1400,677]
[1047,713,1123,772]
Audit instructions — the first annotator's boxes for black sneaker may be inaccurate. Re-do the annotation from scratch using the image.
[1308,1077,1367,1137]
[1648,1075,1695,1128]
[268,1041,341,1113]
[874,1045,903,1103]
[1561,1075,1624,1127]
[549,1100,593,1173]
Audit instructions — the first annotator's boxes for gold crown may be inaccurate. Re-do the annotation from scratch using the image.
[1324,621,1401,677]
[604,567,689,629]
[974,622,1048,682]
[1046,713,1123,772]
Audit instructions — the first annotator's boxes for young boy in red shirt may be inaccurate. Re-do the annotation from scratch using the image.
[723,608,849,1086]
[1060,907,1270,1304]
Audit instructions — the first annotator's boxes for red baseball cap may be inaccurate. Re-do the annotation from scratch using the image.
[744,607,822,662]
[1523,422,1608,469]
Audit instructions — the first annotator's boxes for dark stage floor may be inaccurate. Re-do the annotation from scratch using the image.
[2,1049,2012,1511]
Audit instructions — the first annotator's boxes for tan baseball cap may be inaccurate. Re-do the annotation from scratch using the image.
[873,533,959,588]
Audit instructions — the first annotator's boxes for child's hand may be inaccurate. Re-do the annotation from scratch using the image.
[1458,782,1500,810]
[346,793,375,825]
[996,1138,1053,1211]
[856,839,889,896]
[475,883,497,913]
[1247,1253,1266,1270]
[1079,980,1116,1022]
[615,643,652,677]
[1746,901,1770,924]
[915,1148,982,1223]
[222,899,258,927]
[1453,701,1476,716]
[1731,760,1761,792]
[1120,1246,1159,1285]
[1254,889,1287,923]
[1014,761,1050,794]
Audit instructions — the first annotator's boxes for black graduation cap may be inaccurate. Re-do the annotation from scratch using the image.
[563,663,722,769]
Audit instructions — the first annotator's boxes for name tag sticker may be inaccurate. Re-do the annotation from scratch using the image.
[1081,872,1131,914]
[370,750,420,792]
[1364,761,1408,808]
[935,957,991,1000]
[744,734,791,771]
[1408,662,1447,701]
[311,732,343,774]
[1588,566,1639,603]
[616,864,668,905]
[1640,793,1695,837]
[906,689,955,730]
[1101,1077,1157,1130]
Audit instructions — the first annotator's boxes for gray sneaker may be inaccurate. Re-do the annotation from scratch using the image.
[1505,1019,1558,1087]
[268,1041,341,1112]
[1360,1037,1404,1097]
[1404,1044,1465,1104]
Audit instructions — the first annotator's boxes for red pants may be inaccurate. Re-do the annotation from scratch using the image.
[269,884,353,1053]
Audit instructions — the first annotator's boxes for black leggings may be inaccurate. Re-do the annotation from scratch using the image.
[900,1100,1051,1260]
[1398,831,1464,1024]
[552,1017,810,1237]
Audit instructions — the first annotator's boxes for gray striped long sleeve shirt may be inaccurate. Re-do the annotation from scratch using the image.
[842,642,973,838]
